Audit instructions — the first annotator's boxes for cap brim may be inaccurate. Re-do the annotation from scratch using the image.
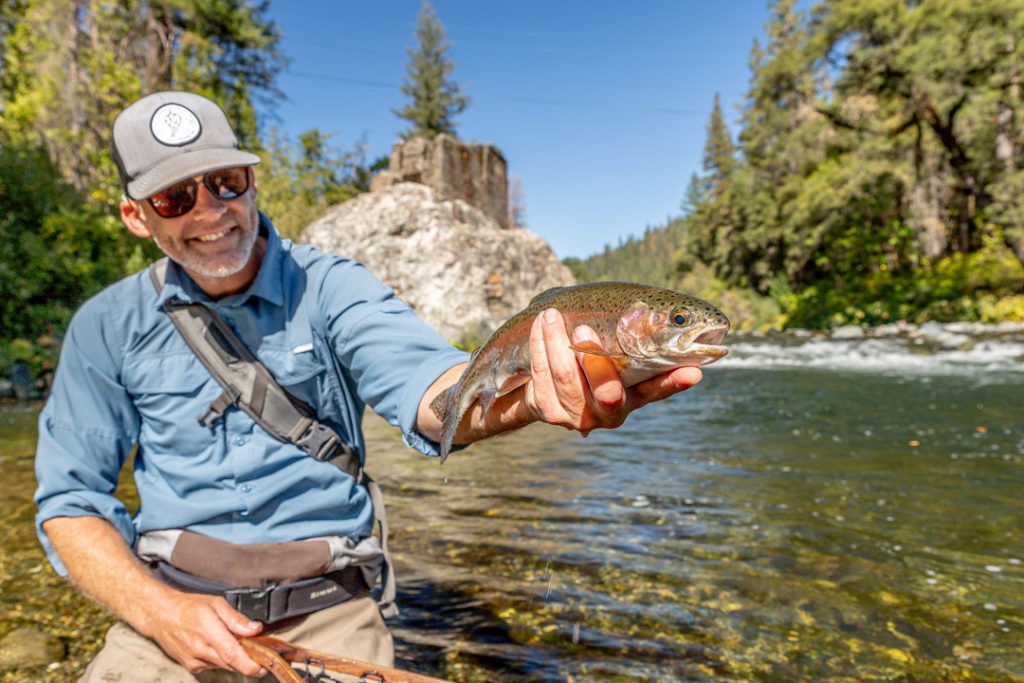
[126,148,262,199]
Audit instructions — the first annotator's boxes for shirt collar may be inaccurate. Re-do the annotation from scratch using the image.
[152,212,286,309]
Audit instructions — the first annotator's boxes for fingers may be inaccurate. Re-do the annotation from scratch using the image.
[153,594,267,677]
[528,310,627,433]
[527,308,704,435]
[203,600,266,677]
[528,308,585,426]
[214,599,264,638]
[629,366,703,410]
[572,324,626,421]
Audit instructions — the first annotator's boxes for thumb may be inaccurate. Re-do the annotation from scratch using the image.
[214,602,264,637]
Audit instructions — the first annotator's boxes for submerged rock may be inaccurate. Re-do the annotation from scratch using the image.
[0,626,66,670]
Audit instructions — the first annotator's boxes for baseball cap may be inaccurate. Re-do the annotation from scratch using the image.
[112,91,261,200]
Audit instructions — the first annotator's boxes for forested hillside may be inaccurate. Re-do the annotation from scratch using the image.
[571,0,1024,330]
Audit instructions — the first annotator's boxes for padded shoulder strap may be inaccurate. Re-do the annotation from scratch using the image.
[147,258,361,479]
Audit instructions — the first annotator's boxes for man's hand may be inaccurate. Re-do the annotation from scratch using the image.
[138,590,265,675]
[42,516,266,676]
[525,308,703,434]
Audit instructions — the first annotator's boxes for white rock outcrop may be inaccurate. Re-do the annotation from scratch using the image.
[302,183,574,344]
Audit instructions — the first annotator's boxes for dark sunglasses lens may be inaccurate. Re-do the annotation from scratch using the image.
[148,179,198,218]
[204,167,249,200]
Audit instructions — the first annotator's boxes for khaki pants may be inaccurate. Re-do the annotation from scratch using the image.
[79,596,394,682]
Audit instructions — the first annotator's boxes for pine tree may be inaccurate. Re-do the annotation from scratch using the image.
[702,93,738,200]
[393,0,470,139]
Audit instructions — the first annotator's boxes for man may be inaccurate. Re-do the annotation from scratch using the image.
[34,91,703,682]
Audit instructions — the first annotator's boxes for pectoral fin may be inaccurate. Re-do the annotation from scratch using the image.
[496,371,532,398]
[569,339,628,359]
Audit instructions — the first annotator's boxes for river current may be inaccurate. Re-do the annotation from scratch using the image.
[2,325,1022,681]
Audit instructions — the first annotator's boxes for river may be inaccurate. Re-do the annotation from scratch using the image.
[2,325,1022,682]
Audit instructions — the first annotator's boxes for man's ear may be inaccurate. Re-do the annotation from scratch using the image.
[120,198,153,239]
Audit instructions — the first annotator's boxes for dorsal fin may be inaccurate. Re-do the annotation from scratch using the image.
[529,286,568,306]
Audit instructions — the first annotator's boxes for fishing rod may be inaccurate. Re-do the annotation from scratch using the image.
[240,635,452,683]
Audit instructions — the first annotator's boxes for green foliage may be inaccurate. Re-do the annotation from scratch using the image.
[257,128,375,241]
[0,141,158,342]
[668,0,1024,329]
[0,0,284,196]
[701,93,738,201]
[0,0,290,350]
[393,0,470,140]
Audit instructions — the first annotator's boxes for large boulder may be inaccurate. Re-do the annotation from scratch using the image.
[301,183,575,344]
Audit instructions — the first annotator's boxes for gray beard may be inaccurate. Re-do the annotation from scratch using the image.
[152,226,258,280]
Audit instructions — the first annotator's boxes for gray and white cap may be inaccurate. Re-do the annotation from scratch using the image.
[112,91,261,200]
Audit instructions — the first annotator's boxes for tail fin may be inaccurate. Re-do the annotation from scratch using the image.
[433,385,458,463]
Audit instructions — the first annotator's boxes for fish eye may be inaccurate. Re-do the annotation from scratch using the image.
[672,311,690,326]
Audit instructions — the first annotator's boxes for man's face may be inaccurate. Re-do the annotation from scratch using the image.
[123,167,261,295]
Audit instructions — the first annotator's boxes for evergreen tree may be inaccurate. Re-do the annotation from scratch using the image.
[680,173,705,217]
[393,0,470,139]
[701,93,738,200]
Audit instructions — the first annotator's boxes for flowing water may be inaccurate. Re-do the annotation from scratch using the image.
[2,326,1022,681]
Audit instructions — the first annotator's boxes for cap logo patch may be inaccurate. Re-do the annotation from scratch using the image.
[150,103,202,146]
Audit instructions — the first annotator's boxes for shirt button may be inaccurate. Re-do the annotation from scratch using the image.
[240,484,252,493]
[234,436,247,446]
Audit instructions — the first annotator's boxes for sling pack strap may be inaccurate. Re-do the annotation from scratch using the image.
[147,257,397,617]
[149,258,361,477]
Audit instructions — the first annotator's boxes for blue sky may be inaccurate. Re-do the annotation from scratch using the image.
[265,1,776,260]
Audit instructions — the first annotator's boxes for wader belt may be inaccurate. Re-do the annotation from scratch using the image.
[148,255,397,616]
[149,560,368,623]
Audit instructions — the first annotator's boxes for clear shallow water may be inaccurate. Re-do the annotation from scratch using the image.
[3,330,1022,681]
[376,331,1024,681]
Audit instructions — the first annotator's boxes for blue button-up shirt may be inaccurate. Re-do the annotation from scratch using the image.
[34,218,468,575]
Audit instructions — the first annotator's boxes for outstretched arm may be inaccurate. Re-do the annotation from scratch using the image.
[42,516,266,676]
[416,308,703,446]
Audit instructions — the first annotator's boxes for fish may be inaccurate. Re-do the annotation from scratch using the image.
[433,281,730,462]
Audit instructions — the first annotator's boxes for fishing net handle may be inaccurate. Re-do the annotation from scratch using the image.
[240,635,452,683]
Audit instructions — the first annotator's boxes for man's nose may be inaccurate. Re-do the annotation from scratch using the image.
[192,181,229,215]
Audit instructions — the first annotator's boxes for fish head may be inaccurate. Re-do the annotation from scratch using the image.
[616,293,730,367]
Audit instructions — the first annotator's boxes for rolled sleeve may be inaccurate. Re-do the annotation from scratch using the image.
[34,300,140,574]
[318,262,468,456]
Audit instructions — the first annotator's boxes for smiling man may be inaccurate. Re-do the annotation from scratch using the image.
[33,91,703,682]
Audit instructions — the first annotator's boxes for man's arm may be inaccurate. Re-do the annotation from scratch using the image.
[416,308,703,446]
[42,516,266,676]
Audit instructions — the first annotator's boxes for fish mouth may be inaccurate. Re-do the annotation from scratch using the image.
[696,326,729,346]
[684,325,730,365]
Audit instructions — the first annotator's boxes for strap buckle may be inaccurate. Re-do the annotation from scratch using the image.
[295,420,349,462]
[225,583,277,622]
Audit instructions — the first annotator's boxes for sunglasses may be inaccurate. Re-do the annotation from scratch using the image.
[146,167,250,219]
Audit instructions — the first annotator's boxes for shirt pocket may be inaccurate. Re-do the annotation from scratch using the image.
[123,353,222,455]
[257,340,328,408]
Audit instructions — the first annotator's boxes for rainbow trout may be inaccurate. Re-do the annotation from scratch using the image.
[433,282,730,462]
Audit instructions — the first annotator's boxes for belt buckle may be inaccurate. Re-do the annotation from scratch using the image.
[225,583,277,622]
